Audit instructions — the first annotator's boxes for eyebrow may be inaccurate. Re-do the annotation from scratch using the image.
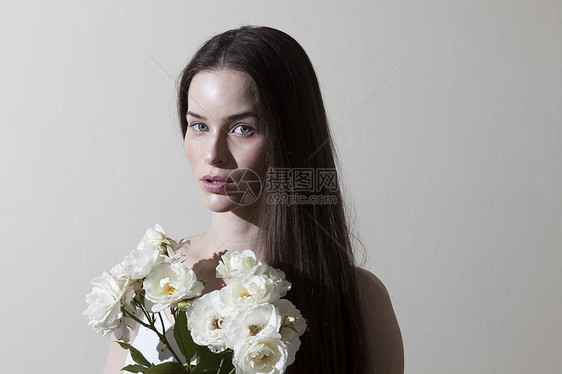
[186,111,259,122]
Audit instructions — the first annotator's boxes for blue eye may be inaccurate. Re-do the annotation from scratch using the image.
[191,123,208,132]
[233,124,254,135]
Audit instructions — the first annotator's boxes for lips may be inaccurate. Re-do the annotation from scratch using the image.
[202,175,227,182]
[201,174,230,193]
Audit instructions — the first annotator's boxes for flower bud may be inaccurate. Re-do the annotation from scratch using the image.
[177,301,190,311]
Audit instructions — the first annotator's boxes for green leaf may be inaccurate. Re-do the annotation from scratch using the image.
[196,345,215,361]
[116,341,152,368]
[144,362,187,374]
[121,364,148,373]
[217,350,234,374]
[173,310,198,362]
[192,349,234,374]
[130,346,152,367]
[116,341,133,350]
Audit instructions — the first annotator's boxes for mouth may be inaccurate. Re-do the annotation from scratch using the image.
[202,175,230,183]
[201,174,231,193]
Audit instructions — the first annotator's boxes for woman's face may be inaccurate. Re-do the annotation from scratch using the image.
[184,69,266,213]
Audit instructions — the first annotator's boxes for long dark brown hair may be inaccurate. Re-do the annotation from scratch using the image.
[178,25,366,373]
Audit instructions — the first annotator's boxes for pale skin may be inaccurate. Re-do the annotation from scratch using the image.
[103,69,404,373]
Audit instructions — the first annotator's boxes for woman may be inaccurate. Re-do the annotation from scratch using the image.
[104,25,403,373]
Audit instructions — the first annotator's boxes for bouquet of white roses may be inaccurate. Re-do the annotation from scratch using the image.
[83,225,306,374]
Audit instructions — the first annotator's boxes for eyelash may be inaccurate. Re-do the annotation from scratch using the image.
[189,123,256,135]
[190,123,208,132]
[233,124,254,135]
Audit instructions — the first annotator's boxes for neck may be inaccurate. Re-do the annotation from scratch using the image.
[200,210,263,258]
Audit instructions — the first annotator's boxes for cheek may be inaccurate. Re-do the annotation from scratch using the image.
[184,139,199,170]
[241,143,266,172]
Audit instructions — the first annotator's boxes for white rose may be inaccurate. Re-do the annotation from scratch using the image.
[111,241,165,280]
[223,303,282,349]
[220,274,280,308]
[186,291,230,352]
[274,299,306,340]
[263,267,291,298]
[216,251,291,297]
[144,223,169,250]
[83,272,137,341]
[274,299,306,366]
[233,336,289,374]
[216,250,268,279]
[143,262,204,312]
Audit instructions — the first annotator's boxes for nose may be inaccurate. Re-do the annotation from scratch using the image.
[203,130,229,166]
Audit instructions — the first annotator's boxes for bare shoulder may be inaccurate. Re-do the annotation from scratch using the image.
[356,267,390,299]
[355,267,404,374]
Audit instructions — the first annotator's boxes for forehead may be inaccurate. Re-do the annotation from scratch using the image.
[187,70,258,115]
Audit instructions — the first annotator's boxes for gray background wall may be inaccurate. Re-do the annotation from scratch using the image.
[1,1,560,373]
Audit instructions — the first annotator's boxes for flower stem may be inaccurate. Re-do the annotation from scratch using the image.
[155,312,183,364]
[137,300,154,325]
[121,307,151,329]
[122,303,184,366]
[158,312,166,333]
[172,311,191,371]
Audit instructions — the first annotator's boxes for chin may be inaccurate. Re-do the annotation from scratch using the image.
[201,194,238,213]
[205,204,237,213]
[201,195,261,217]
